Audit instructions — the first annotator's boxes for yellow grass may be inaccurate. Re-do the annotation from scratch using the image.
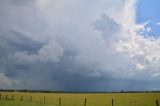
[0,92,160,106]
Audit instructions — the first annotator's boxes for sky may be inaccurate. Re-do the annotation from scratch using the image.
[137,0,160,37]
[0,0,160,91]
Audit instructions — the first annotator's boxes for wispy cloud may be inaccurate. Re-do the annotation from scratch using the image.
[156,22,160,26]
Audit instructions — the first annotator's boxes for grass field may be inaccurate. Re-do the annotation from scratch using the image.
[0,92,160,106]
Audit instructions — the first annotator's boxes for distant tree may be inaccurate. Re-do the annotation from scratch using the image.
[120,90,124,93]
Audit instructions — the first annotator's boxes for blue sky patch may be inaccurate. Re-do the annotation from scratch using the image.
[137,0,160,37]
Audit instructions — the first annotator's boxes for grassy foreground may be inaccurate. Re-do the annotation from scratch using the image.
[0,92,160,106]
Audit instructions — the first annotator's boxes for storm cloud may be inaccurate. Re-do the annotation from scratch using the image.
[0,0,160,91]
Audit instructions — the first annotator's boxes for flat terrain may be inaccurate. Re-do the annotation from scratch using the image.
[0,92,160,106]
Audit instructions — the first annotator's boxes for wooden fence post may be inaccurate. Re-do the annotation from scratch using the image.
[112,98,114,106]
[12,95,14,100]
[156,100,159,106]
[44,96,45,104]
[0,94,1,99]
[6,95,8,100]
[30,96,32,102]
[84,98,87,106]
[59,97,61,106]
[21,96,23,101]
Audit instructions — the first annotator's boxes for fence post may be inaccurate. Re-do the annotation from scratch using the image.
[6,95,8,100]
[30,96,32,102]
[12,95,14,100]
[84,98,87,106]
[156,100,159,106]
[44,96,45,104]
[0,94,1,99]
[112,98,114,106]
[21,96,23,101]
[59,97,61,106]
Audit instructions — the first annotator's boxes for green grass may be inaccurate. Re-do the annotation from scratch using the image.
[0,92,160,106]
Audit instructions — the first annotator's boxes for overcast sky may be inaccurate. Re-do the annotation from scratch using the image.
[0,0,160,91]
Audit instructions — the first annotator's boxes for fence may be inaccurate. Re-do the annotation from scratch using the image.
[0,93,159,106]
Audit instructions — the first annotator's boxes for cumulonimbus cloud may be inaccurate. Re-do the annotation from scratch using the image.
[0,0,160,91]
